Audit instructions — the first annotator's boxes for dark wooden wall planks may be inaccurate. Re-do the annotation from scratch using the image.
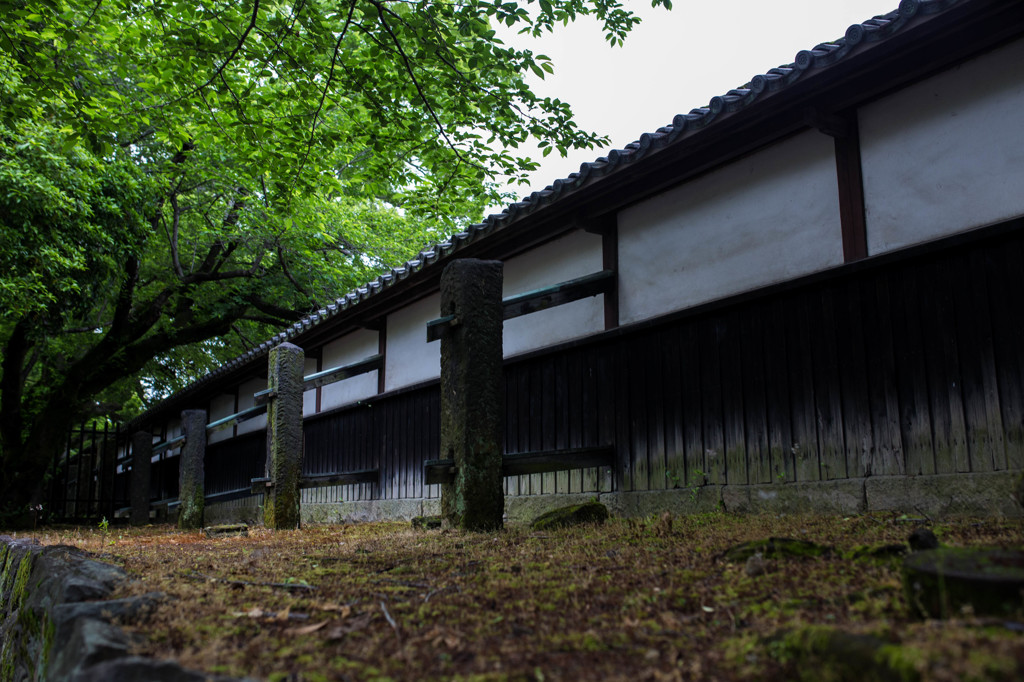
[199,222,1024,505]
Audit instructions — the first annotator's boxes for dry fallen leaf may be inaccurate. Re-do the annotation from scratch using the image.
[286,620,329,636]
[325,613,374,641]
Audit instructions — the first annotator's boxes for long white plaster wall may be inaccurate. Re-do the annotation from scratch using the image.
[236,377,267,435]
[385,293,441,392]
[320,329,380,410]
[502,229,605,357]
[860,38,1024,255]
[208,393,236,444]
[617,130,843,325]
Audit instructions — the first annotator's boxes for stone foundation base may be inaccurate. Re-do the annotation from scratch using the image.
[202,471,1023,527]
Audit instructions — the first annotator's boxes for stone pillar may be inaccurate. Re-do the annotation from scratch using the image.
[440,259,505,531]
[264,342,305,530]
[177,410,207,530]
[129,431,152,527]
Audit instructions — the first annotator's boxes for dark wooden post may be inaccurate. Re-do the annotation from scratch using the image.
[178,410,207,530]
[129,431,152,526]
[264,342,305,530]
[440,259,505,531]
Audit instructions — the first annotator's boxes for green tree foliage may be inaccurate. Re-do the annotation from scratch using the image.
[0,0,669,519]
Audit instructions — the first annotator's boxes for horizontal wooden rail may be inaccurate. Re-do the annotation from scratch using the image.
[304,353,383,390]
[206,403,268,433]
[501,269,615,321]
[250,468,379,494]
[424,446,615,485]
[151,434,186,455]
[426,270,615,342]
[254,354,384,406]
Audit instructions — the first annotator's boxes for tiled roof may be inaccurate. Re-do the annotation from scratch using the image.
[127,0,964,430]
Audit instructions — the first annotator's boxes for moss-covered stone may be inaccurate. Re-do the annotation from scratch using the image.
[411,516,443,530]
[721,537,832,563]
[11,553,34,612]
[846,543,908,561]
[903,547,1024,619]
[768,626,919,682]
[203,524,249,538]
[530,502,609,530]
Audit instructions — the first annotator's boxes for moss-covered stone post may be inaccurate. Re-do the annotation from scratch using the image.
[264,342,305,530]
[177,410,207,530]
[129,431,152,527]
[440,259,505,531]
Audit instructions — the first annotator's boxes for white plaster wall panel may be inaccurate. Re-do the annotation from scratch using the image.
[236,377,267,434]
[320,329,380,410]
[385,294,441,391]
[502,229,605,357]
[302,357,319,417]
[208,393,236,444]
[860,38,1024,254]
[617,130,843,325]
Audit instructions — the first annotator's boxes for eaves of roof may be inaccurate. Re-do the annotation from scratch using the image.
[126,0,1022,433]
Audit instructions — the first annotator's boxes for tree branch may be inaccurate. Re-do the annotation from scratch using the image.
[370,1,481,171]
[297,0,357,176]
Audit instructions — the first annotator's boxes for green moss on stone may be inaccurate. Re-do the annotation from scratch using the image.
[722,537,832,564]
[531,502,609,530]
[771,626,919,682]
[11,554,34,612]
[412,516,443,530]
[1,640,14,682]
[903,547,1024,619]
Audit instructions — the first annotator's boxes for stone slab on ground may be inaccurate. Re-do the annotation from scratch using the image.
[530,502,610,530]
[204,524,249,539]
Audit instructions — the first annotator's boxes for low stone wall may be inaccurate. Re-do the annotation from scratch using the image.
[0,536,247,681]
[231,471,1021,526]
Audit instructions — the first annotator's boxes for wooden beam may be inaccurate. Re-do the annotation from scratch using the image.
[424,459,457,486]
[250,468,379,494]
[300,469,379,488]
[151,434,186,455]
[254,353,383,405]
[304,353,383,389]
[602,226,619,330]
[206,403,267,433]
[377,320,387,394]
[501,269,615,321]
[834,110,868,262]
[426,314,459,343]
[424,446,616,485]
[502,446,616,477]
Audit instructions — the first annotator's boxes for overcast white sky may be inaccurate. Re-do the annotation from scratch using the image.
[493,0,899,203]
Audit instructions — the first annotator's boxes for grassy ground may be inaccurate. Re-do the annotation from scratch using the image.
[26,512,1024,681]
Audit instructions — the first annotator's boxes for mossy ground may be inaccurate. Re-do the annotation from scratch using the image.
[15,513,1024,681]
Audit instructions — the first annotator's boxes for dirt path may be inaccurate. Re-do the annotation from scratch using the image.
[30,512,1024,681]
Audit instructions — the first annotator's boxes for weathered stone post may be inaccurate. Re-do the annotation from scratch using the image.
[130,431,152,527]
[440,259,505,531]
[264,342,305,530]
[178,410,207,530]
